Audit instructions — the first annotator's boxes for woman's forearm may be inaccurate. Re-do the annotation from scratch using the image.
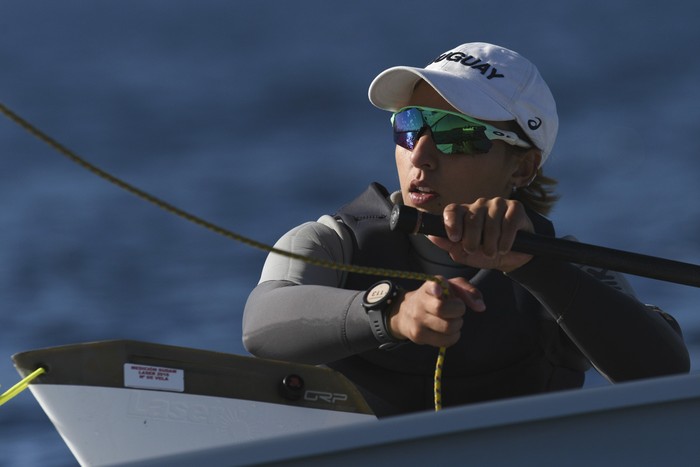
[508,256,690,381]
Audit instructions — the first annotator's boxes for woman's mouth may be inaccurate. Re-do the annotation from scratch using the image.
[408,184,438,207]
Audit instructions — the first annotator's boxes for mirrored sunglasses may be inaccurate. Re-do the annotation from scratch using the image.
[391,106,531,156]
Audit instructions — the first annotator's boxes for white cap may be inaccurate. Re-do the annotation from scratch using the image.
[368,42,558,165]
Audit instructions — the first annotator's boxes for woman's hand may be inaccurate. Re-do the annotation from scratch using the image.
[387,277,486,348]
[430,198,535,272]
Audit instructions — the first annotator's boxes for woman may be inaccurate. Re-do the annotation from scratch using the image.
[243,42,689,416]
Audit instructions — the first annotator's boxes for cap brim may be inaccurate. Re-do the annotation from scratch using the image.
[368,66,513,122]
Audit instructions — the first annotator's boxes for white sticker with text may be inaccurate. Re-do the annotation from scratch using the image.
[124,364,184,392]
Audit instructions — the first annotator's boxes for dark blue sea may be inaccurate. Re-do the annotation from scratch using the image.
[2,1,700,465]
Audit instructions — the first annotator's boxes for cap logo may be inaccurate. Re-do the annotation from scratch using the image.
[528,118,542,130]
[432,52,504,80]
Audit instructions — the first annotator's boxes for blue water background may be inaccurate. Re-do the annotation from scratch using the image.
[2,1,700,465]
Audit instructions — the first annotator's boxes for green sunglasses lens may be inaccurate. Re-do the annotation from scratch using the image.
[429,113,493,155]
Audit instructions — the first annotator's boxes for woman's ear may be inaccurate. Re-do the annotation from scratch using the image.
[511,149,542,188]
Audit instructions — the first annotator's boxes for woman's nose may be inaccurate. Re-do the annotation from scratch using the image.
[409,131,439,170]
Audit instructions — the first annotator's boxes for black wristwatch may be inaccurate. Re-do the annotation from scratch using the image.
[362,280,403,349]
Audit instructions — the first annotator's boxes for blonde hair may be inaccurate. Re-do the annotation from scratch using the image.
[512,169,559,216]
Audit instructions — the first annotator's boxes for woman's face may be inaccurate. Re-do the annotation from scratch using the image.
[395,82,521,215]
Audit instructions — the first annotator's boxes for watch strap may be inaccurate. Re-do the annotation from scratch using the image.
[362,280,403,349]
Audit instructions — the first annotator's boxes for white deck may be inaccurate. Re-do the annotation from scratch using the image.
[30,384,374,466]
[123,372,700,467]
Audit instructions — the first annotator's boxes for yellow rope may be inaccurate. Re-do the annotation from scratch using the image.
[0,367,46,406]
[0,100,447,412]
[434,346,446,411]
[433,280,451,411]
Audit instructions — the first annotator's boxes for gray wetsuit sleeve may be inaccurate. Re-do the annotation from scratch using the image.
[507,255,690,381]
[242,219,379,364]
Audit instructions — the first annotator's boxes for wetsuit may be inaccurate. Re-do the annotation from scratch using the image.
[243,183,689,416]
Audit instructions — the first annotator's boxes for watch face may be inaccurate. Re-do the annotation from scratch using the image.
[366,282,392,304]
